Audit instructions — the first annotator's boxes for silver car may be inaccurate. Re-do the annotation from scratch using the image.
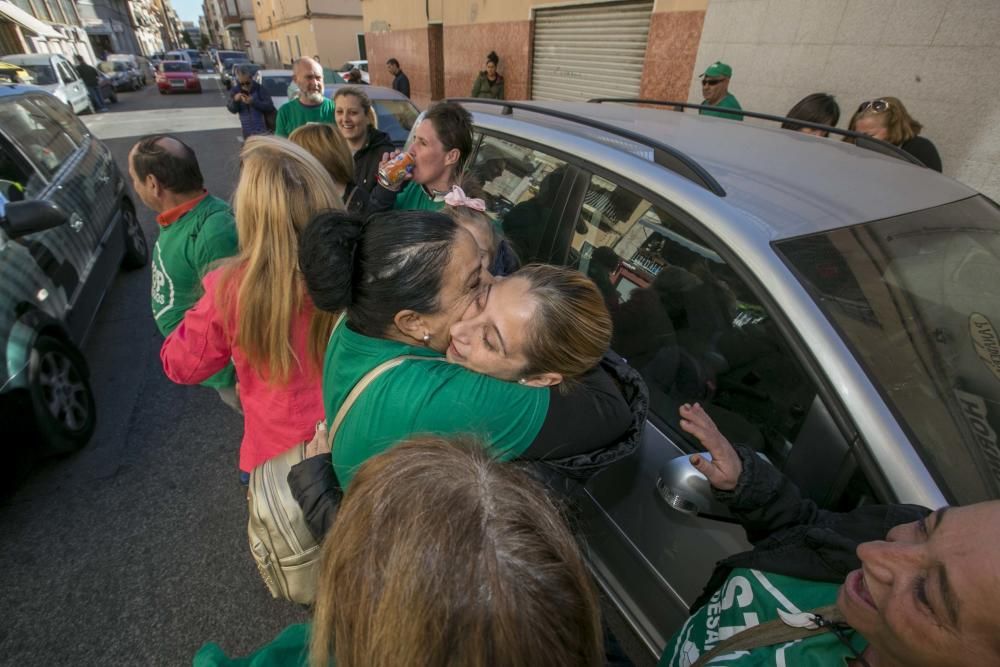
[456,99,1000,661]
[0,53,91,114]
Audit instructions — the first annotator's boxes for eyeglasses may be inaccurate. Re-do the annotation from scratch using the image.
[857,99,890,113]
[702,79,725,86]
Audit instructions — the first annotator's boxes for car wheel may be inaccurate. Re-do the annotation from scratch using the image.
[109,91,118,104]
[28,336,96,455]
[82,97,94,115]
[120,200,148,269]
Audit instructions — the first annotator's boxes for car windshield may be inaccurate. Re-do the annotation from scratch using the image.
[374,100,419,144]
[776,196,1000,505]
[162,62,191,73]
[260,75,292,97]
[19,64,56,85]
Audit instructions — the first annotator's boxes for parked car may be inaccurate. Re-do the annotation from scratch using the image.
[97,60,143,92]
[96,71,118,104]
[448,98,1000,661]
[106,54,150,85]
[255,68,293,108]
[336,59,368,83]
[215,50,249,76]
[156,61,201,94]
[0,53,91,114]
[0,85,147,462]
[221,61,258,89]
[322,84,418,147]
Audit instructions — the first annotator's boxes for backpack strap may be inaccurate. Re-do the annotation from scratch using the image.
[692,604,845,666]
[328,354,446,448]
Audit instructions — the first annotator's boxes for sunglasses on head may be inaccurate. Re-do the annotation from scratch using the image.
[858,99,890,113]
[702,78,725,86]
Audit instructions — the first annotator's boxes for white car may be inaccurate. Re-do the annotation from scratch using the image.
[0,53,91,114]
[255,69,294,108]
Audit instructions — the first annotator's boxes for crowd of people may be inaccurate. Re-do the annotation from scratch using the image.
[698,60,943,171]
[118,54,994,666]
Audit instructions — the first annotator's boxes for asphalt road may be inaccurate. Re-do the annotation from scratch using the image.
[0,74,308,666]
[0,74,656,667]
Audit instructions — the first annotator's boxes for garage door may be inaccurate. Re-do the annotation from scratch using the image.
[531,0,653,102]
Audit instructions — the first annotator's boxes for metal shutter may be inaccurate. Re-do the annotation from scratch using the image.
[531,1,653,102]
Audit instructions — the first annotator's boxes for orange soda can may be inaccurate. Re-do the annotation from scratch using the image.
[378,152,414,188]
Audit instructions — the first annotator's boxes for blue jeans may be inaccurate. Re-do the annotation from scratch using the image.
[87,85,107,111]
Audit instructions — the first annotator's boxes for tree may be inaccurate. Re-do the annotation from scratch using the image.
[182,31,195,49]
[200,35,210,50]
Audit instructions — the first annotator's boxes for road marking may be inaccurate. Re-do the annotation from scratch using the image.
[81,106,239,139]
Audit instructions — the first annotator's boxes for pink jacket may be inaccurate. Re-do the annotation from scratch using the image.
[161,267,324,472]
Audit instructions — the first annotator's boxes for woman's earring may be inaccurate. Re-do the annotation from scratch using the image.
[422,333,431,343]
[518,378,527,385]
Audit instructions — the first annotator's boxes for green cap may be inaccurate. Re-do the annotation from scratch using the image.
[701,61,732,79]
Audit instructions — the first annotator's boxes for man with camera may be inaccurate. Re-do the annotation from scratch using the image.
[226,64,275,139]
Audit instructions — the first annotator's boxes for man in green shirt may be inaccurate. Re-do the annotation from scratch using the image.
[275,57,334,137]
[698,61,743,121]
[128,135,239,407]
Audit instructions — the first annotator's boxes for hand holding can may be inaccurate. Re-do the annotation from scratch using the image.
[377,151,414,191]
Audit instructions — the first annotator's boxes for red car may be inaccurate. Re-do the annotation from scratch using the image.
[156,60,201,94]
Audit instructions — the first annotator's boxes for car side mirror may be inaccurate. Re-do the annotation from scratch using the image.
[655,452,732,517]
[1,200,69,238]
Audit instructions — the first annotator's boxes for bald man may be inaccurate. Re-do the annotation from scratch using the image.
[275,57,334,137]
[128,134,239,407]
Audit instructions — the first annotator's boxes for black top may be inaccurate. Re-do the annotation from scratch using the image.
[900,135,942,172]
[75,63,99,87]
[392,71,410,98]
[352,127,394,193]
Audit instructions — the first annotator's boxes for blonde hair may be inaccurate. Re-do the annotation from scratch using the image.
[288,123,354,187]
[309,436,603,667]
[518,264,612,384]
[219,135,342,383]
[848,96,923,146]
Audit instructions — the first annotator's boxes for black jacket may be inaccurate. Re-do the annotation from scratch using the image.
[392,71,410,98]
[353,127,395,193]
[900,135,942,172]
[690,443,930,612]
[288,352,647,540]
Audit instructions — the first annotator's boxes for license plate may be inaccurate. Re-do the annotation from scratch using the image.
[170,80,184,87]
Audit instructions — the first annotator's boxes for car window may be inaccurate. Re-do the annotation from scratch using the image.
[261,75,292,97]
[0,134,42,202]
[0,97,78,186]
[19,64,57,85]
[777,196,1000,505]
[468,134,570,263]
[572,175,875,508]
[57,61,77,83]
[373,100,418,143]
[162,62,191,73]
[30,94,87,145]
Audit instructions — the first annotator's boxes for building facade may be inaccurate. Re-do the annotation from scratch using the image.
[77,0,141,56]
[0,0,97,63]
[252,0,362,69]
[361,0,1000,201]
[129,0,166,56]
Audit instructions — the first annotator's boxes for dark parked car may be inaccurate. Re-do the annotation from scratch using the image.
[221,61,259,89]
[96,70,118,105]
[0,84,147,463]
[98,60,142,92]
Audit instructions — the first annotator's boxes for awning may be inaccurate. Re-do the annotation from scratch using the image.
[0,1,62,39]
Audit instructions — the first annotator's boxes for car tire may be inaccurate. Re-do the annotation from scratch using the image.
[28,335,96,455]
[120,200,148,269]
[109,91,118,104]
[82,97,94,115]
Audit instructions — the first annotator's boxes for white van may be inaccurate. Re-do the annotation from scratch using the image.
[0,53,91,114]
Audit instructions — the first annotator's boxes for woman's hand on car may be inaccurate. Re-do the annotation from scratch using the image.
[679,403,742,491]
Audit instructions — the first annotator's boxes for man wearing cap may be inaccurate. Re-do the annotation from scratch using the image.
[699,61,743,121]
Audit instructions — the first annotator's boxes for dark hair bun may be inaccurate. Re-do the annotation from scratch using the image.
[299,210,364,312]
[487,51,499,65]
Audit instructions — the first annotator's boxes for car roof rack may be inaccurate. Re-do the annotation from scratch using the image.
[448,97,727,197]
[588,98,925,167]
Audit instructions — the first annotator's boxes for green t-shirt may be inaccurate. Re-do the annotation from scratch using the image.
[151,194,237,388]
[274,98,335,137]
[194,623,311,667]
[660,569,864,666]
[322,323,549,487]
[699,93,744,120]
[393,181,446,211]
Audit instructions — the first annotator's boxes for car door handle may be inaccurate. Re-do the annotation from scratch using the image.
[70,212,84,231]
